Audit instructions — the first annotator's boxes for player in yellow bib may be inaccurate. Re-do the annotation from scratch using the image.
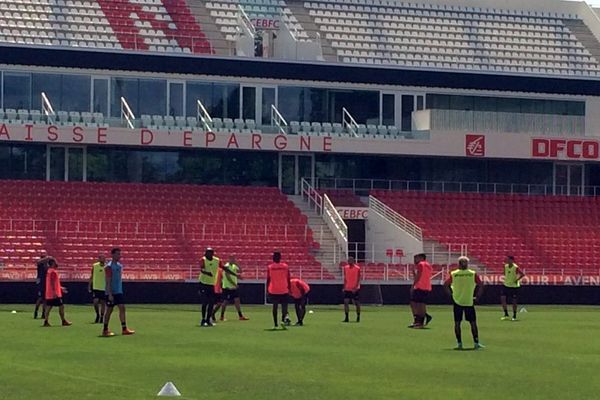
[501,255,525,321]
[444,256,484,350]
[88,255,106,324]
[199,247,221,327]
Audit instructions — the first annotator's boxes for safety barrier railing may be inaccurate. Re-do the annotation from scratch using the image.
[369,195,423,241]
[271,104,288,134]
[301,177,323,215]
[342,107,359,137]
[238,5,256,37]
[323,193,348,264]
[197,100,213,131]
[41,92,55,124]
[120,97,135,129]
[0,219,313,239]
[316,178,600,197]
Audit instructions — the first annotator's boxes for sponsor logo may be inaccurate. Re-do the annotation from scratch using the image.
[532,138,600,159]
[465,134,485,157]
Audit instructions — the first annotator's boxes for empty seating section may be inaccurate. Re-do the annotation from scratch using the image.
[304,0,600,76]
[0,181,332,280]
[373,191,600,275]
[205,0,308,41]
[0,0,212,54]
[320,189,365,207]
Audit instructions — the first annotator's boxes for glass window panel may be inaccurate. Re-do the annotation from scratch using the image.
[61,74,91,112]
[242,86,256,120]
[382,94,395,126]
[0,145,10,179]
[68,148,84,181]
[111,78,139,117]
[262,87,276,125]
[186,82,212,117]
[416,95,424,111]
[3,72,31,110]
[401,95,414,131]
[49,147,66,181]
[278,86,303,122]
[168,82,184,117]
[31,73,61,111]
[93,78,109,115]
[139,79,167,116]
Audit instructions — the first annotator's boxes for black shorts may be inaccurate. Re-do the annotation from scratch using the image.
[106,294,125,307]
[411,289,430,303]
[199,283,216,302]
[294,295,308,305]
[453,303,477,322]
[92,290,106,300]
[343,290,360,300]
[269,293,289,304]
[223,289,239,301]
[46,298,63,307]
[501,286,520,298]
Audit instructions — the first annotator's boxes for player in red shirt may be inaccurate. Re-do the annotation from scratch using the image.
[43,258,72,327]
[409,253,433,329]
[342,257,361,323]
[289,278,310,326]
[266,251,291,329]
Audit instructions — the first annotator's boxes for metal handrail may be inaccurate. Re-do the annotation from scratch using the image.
[238,5,256,36]
[342,107,359,138]
[369,195,423,241]
[323,193,349,261]
[196,100,213,131]
[316,177,600,197]
[120,97,135,129]
[301,178,323,215]
[271,104,288,134]
[41,92,55,124]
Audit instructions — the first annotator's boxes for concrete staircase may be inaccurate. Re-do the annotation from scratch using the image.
[187,0,231,56]
[285,0,337,62]
[562,19,600,64]
[289,195,342,278]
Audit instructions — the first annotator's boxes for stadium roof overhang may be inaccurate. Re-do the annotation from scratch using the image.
[1,44,600,97]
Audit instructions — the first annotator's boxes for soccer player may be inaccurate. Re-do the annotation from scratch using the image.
[342,256,361,323]
[218,256,249,321]
[211,264,224,324]
[409,253,433,328]
[444,256,484,350]
[102,248,135,337]
[199,247,220,327]
[266,251,291,329]
[43,258,72,327]
[501,255,525,321]
[289,277,310,326]
[88,254,106,323]
[34,254,50,319]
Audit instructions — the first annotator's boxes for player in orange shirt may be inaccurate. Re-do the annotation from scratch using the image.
[409,253,433,329]
[43,258,72,327]
[266,251,291,329]
[342,257,361,323]
[289,277,310,326]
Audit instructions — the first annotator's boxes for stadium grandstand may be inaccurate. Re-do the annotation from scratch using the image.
[1,0,600,291]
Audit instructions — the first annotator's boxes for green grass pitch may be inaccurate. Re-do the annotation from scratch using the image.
[0,304,599,400]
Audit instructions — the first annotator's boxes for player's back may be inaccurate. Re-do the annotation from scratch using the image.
[268,262,289,295]
[343,264,361,290]
[415,261,432,291]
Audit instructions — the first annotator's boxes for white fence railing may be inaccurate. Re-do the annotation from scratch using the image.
[301,177,323,215]
[323,193,348,263]
[317,177,600,197]
[197,100,213,131]
[0,219,313,239]
[41,92,55,124]
[369,195,423,241]
[271,104,288,134]
[120,97,135,129]
[342,107,359,137]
